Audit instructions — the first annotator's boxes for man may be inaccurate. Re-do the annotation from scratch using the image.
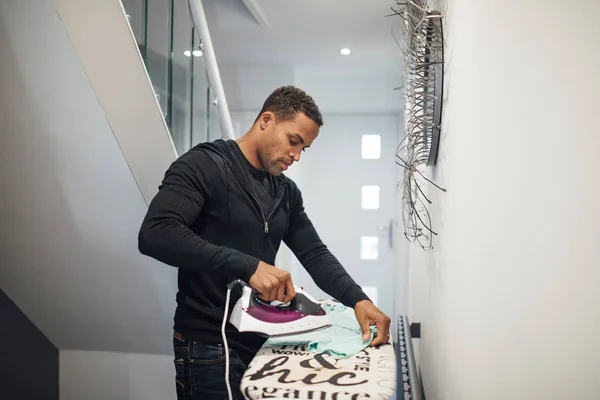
[138,86,391,399]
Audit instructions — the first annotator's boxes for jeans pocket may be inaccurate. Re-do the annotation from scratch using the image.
[190,344,229,363]
[173,358,186,399]
[173,338,190,400]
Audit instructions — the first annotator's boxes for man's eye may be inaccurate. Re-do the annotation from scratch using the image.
[290,139,297,145]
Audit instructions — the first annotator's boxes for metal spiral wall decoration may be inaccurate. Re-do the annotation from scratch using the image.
[392,1,446,250]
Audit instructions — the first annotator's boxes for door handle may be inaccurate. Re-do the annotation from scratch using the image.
[376,219,394,249]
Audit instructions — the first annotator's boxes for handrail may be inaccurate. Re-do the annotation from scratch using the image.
[187,0,236,140]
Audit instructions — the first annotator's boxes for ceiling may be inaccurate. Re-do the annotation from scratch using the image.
[200,0,405,113]
[203,0,403,68]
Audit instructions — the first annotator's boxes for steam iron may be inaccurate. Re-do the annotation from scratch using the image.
[228,280,331,337]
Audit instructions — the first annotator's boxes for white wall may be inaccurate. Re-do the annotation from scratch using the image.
[220,64,403,116]
[54,0,177,203]
[60,350,175,400]
[407,1,600,399]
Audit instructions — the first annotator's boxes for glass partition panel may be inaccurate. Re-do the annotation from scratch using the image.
[168,0,194,155]
[191,28,209,147]
[121,0,218,154]
[144,0,170,120]
[121,0,145,48]
[208,85,223,141]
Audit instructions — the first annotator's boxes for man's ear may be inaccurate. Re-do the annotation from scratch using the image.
[259,112,275,130]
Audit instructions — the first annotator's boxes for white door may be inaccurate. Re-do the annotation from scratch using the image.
[283,114,400,322]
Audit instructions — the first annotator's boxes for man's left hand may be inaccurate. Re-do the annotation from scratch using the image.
[354,300,391,347]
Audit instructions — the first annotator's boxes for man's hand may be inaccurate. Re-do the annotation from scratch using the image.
[249,261,296,303]
[354,300,391,347]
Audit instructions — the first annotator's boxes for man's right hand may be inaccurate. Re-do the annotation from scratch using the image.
[249,261,296,303]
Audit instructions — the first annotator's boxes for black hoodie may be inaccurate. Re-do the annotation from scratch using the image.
[138,139,369,363]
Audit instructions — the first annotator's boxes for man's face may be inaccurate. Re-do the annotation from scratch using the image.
[257,112,319,176]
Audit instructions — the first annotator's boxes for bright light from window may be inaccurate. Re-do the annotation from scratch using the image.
[183,50,191,57]
[361,286,379,307]
[360,236,379,260]
[361,185,380,210]
[362,135,381,159]
[340,48,352,56]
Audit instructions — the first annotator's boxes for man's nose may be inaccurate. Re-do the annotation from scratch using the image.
[291,151,301,162]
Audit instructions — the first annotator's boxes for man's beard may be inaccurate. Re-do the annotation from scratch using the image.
[257,149,282,176]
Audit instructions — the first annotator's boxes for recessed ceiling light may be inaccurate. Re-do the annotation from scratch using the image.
[340,48,352,56]
[192,50,203,57]
[183,50,191,57]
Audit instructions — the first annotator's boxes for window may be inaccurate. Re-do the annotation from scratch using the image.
[360,236,379,260]
[361,185,380,210]
[360,286,379,307]
[361,135,381,159]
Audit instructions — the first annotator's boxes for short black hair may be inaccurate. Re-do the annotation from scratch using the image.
[256,86,323,127]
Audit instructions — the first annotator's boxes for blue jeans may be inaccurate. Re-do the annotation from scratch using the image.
[173,332,248,400]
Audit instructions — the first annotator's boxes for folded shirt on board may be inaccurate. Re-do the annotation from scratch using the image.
[263,299,377,358]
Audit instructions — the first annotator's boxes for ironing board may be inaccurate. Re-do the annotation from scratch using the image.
[240,338,396,399]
